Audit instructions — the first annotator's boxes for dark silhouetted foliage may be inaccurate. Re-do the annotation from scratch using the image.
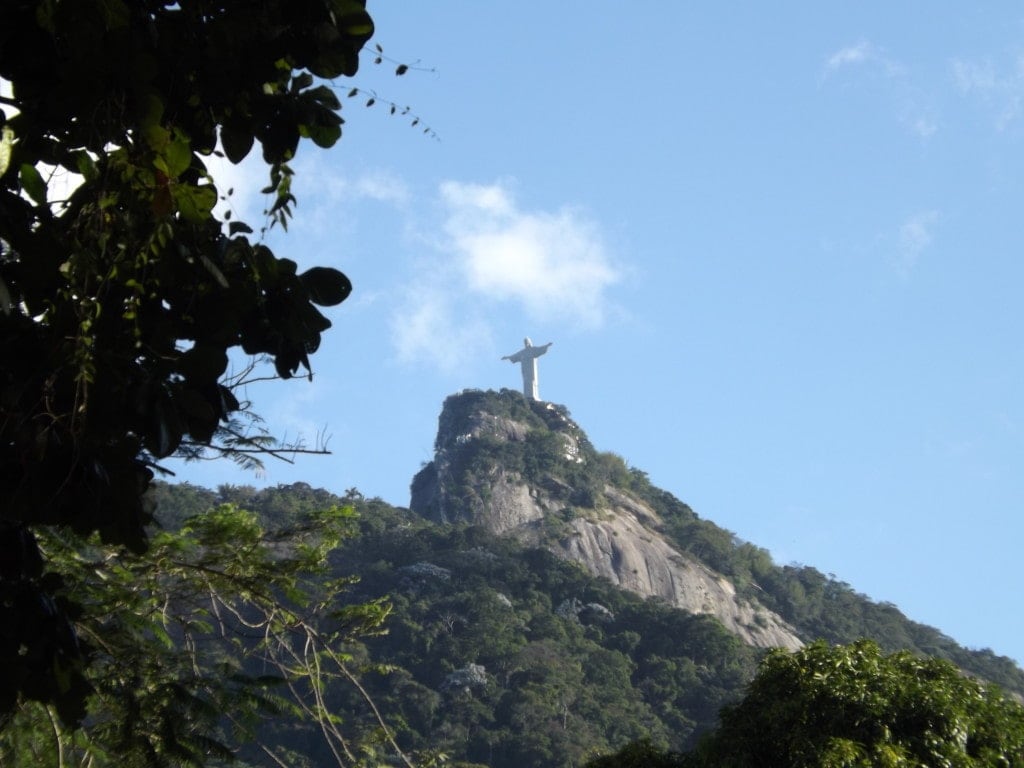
[0,0,372,722]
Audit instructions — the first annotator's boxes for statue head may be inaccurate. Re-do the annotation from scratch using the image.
[524,337,532,347]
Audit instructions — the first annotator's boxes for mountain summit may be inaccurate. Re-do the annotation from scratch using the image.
[411,389,802,649]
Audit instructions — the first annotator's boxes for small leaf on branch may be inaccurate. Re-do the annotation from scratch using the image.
[220,124,254,164]
[395,64,408,76]
[0,126,13,178]
[375,43,383,53]
[307,85,341,110]
[172,184,217,222]
[348,87,359,98]
[163,132,192,177]
[300,267,352,306]
[365,98,375,107]
[73,151,98,183]
[270,193,297,214]
[291,72,313,92]
[19,163,46,205]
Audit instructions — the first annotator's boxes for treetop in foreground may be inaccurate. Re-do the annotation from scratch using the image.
[0,0,371,724]
[690,639,1024,767]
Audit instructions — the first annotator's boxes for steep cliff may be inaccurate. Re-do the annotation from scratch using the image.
[410,389,803,650]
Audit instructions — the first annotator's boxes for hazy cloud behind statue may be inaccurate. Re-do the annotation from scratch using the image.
[390,181,620,373]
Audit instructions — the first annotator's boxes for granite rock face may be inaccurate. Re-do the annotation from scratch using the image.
[410,390,803,651]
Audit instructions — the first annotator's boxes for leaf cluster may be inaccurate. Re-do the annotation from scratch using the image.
[0,501,401,767]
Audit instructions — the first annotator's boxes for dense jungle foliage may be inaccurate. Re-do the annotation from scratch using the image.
[148,472,1024,768]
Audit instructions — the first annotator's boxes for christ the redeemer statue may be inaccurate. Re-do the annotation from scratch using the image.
[502,338,553,401]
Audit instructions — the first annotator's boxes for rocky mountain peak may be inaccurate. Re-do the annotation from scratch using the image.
[410,389,803,650]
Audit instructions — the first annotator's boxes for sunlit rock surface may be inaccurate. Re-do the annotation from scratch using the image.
[411,390,803,651]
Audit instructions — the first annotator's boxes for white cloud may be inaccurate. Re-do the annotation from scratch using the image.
[205,147,411,237]
[281,159,411,242]
[896,210,939,275]
[292,158,410,207]
[903,115,938,139]
[952,58,998,94]
[440,180,619,326]
[351,170,410,204]
[951,56,1024,130]
[825,41,875,73]
[389,180,621,372]
[390,287,493,373]
[441,180,514,216]
[821,42,934,139]
[823,41,903,78]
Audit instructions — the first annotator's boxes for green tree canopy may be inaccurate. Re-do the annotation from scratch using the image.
[589,640,1024,767]
[0,503,402,766]
[689,640,1024,767]
[0,0,372,724]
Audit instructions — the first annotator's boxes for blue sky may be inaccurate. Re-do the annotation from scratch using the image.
[171,3,1024,666]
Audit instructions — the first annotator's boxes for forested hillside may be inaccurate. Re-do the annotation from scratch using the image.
[410,389,1024,691]
[623,469,1024,690]
[148,472,1024,768]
